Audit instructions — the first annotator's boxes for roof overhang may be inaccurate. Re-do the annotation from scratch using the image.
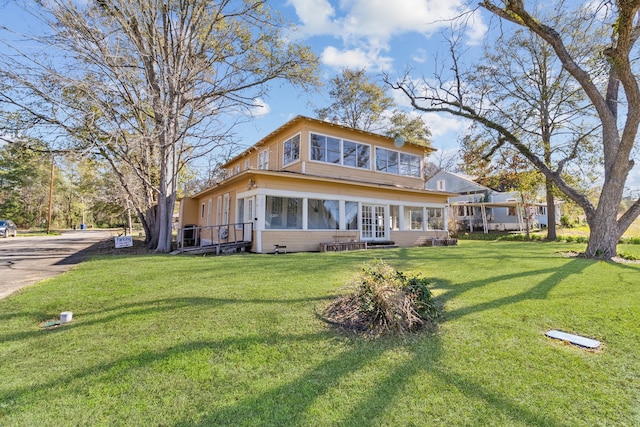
[191,168,456,199]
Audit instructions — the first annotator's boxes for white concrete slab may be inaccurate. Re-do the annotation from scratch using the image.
[545,330,601,349]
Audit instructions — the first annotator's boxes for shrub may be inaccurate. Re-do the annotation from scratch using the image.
[617,251,640,261]
[621,236,640,245]
[560,215,574,228]
[322,259,441,336]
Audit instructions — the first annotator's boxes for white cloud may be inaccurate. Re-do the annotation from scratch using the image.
[250,98,271,117]
[286,0,339,36]
[320,45,393,70]
[343,0,464,40]
[421,112,468,139]
[411,48,428,64]
[462,12,488,46]
[0,133,14,147]
[288,0,486,49]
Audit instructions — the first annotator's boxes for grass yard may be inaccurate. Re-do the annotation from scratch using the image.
[1,241,639,426]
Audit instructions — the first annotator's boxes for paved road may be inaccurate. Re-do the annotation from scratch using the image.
[0,230,115,299]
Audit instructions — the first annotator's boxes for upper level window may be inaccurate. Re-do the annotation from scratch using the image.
[400,153,421,177]
[283,134,300,165]
[258,150,269,170]
[310,133,370,169]
[343,140,370,169]
[376,148,398,174]
[376,148,421,178]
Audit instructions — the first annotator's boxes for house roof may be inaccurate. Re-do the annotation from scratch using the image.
[224,115,435,168]
[425,170,490,194]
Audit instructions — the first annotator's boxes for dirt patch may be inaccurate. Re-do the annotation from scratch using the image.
[557,251,640,264]
[80,236,151,257]
[557,251,583,258]
[611,256,640,264]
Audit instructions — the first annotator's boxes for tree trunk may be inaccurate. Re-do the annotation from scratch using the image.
[545,178,557,241]
[155,193,175,253]
[144,204,159,249]
[585,218,621,259]
[584,177,625,259]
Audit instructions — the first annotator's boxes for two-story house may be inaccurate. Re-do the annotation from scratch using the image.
[178,116,453,253]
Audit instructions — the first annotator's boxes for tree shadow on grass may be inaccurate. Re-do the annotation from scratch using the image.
[174,263,592,425]
[337,342,568,427]
[431,258,592,322]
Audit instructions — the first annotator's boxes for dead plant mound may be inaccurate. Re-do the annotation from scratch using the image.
[322,259,441,337]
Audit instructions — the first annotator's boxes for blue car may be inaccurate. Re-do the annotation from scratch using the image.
[0,220,18,238]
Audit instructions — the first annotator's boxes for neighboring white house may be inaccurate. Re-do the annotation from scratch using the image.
[425,170,557,233]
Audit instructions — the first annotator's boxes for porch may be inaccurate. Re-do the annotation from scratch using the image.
[172,223,253,255]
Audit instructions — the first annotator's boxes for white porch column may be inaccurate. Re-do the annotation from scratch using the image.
[255,193,266,253]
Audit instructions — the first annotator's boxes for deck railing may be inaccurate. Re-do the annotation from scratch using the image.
[178,222,253,250]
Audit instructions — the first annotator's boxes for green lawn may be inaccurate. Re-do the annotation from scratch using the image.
[1,241,639,426]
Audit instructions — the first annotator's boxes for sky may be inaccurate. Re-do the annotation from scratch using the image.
[0,0,639,194]
[239,0,485,156]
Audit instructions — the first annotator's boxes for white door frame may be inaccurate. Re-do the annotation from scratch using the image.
[361,204,387,241]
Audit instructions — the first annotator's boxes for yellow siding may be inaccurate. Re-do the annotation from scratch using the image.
[300,161,421,188]
[390,231,449,247]
[258,230,449,253]
[254,174,444,204]
[179,198,200,228]
[261,230,360,253]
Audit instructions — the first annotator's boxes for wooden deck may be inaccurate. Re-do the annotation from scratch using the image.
[171,240,252,255]
[417,237,458,247]
[320,241,367,252]
[173,222,253,255]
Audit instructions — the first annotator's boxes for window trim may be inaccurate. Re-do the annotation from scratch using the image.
[375,147,422,178]
[258,150,269,170]
[282,133,301,166]
[309,132,371,170]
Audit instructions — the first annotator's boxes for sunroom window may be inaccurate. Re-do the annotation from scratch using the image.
[283,134,300,165]
[376,148,421,177]
[310,133,370,170]
[427,208,444,230]
[308,199,339,230]
[265,196,302,229]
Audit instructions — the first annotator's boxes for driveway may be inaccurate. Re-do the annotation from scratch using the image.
[0,229,115,299]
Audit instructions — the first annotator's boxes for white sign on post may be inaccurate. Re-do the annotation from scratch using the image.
[114,235,134,249]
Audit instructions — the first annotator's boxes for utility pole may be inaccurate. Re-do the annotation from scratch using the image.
[47,155,54,234]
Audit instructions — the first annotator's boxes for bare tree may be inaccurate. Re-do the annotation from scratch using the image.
[466,18,601,240]
[388,1,640,259]
[0,0,318,252]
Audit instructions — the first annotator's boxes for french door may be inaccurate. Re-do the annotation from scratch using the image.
[361,204,387,241]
